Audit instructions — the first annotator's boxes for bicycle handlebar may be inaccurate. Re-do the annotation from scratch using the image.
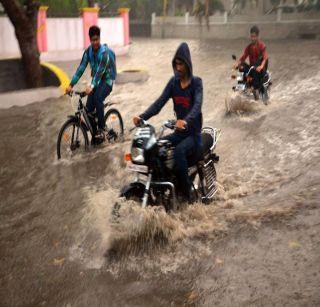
[66,91,87,98]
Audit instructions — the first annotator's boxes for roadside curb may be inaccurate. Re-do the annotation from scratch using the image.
[0,62,69,109]
[41,62,70,92]
[0,87,61,109]
[116,68,149,84]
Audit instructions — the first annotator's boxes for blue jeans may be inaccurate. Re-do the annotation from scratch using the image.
[163,132,201,199]
[86,82,112,130]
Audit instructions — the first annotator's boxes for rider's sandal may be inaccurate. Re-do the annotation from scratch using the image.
[95,130,105,140]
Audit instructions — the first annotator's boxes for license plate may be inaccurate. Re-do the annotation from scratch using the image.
[126,163,148,173]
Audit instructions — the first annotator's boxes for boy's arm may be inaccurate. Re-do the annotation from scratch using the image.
[140,78,173,120]
[260,44,268,69]
[70,50,89,87]
[91,50,109,89]
[239,45,249,64]
[257,43,268,72]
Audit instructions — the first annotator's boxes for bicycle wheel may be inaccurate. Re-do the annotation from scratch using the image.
[57,118,89,159]
[104,108,124,142]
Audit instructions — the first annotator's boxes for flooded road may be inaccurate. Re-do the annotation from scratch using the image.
[0,38,320,306]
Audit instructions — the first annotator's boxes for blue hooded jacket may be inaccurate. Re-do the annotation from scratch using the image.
[140,42,203,136]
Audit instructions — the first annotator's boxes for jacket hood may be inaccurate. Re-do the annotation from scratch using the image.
[172,42,193,77]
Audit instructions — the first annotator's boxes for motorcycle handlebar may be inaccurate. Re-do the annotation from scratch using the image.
[130,119,177,134]
[130,118,148,132]
[164,119,176,130]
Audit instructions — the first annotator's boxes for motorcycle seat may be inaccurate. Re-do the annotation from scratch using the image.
[187,133,213,166]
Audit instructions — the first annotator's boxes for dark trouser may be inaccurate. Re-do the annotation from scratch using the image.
[86,82,112,130]
[163,132,201,199]
[242,63,266,90]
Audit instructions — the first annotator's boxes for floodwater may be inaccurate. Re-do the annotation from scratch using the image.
[0,38,320,306]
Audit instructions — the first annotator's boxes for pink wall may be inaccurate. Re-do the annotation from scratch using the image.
[37,6,48,52]
[0,7,130,57]
[81,7,99,49]
[118,8,130,46]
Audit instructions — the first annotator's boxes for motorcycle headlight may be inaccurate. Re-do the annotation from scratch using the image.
[237,72,244,81]
[131,147,145,163]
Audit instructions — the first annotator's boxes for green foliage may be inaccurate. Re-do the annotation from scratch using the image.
[194,0,225,16]
[210,0,225,13]
[38,0,88,16]
[103,0,163,19]
[35,0,163,19]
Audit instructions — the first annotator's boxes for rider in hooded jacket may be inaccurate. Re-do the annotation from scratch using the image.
[133,42,203,202]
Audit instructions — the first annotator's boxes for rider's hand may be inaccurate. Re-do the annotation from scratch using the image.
[86,86,93,96]
[65,85,73,95]
[233,63,238,70]
[175,119,187,130]
[133,116,141,127]
[256,65,263,73]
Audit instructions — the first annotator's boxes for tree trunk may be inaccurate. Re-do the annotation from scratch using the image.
[88,0,95,7]
[0,0,42,88]
[205,0,210,29]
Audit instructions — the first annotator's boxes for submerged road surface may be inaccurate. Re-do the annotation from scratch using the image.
[1,38,320,306]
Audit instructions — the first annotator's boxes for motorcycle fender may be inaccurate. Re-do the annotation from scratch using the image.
[120,182,146,200]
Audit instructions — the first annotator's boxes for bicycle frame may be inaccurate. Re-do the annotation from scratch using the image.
[71,96,95,138]
[68,91,120,141]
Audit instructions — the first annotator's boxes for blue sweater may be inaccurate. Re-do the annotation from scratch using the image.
[140,42,203,136]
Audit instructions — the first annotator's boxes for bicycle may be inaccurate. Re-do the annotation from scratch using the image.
[57,91,124,159]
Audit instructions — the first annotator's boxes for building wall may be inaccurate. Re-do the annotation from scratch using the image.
[0,16,125,58]
[47,18,83,51]
[152,21,320,40]
[152,12,320,40]
[0,17,21,57]
[98,17,124,46]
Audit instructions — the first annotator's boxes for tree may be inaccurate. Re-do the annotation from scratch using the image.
[88,0,95,7]
[0,0,42,88]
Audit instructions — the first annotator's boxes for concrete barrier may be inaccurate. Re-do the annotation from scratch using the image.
[151,11,320,40]
[152,20,320,40]
[0,59,69,108]
[0,87,61,109]
[0,11,129,59]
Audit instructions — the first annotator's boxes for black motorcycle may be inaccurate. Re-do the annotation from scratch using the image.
[231,54,271,104]
[120,119,221,211]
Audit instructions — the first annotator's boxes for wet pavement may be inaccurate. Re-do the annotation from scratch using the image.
[0,38,320,306]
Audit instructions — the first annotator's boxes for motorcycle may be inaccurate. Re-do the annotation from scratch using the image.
[231,54,271,104]
[120,119,221,211]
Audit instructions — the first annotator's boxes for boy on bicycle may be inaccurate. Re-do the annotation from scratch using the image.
[66,25,116,140]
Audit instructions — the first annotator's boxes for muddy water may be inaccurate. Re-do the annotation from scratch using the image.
[1,38,320,306]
